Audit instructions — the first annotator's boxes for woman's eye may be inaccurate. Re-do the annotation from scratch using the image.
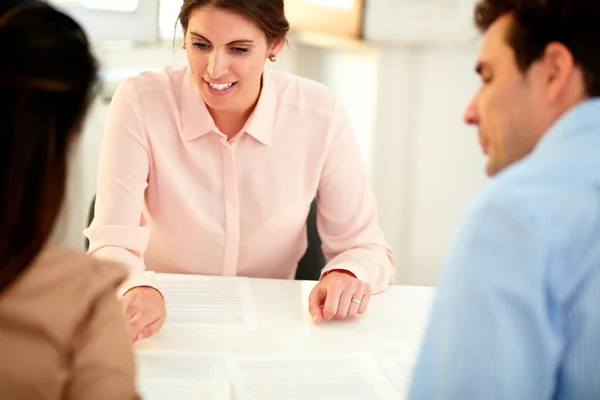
[231,47,249,54]
[192,42,209,50]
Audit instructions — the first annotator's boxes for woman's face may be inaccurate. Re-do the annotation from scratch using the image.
[184,7,283,116]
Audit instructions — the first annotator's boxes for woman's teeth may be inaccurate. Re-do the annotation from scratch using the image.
[209,82,234,91]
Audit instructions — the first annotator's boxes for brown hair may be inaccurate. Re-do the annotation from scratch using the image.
[178,0,290,44]
[474,0,600,97]
[0,1,98,292]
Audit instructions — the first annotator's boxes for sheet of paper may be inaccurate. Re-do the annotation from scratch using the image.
[153,275,259,329]
[135,349,230,400]
[228,352,400,400]
[378,357,415,399]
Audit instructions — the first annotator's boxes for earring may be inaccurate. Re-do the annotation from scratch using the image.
[269,54,277,62]
[182,44,186,49]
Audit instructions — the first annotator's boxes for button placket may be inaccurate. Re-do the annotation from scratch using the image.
[220,139,240,276]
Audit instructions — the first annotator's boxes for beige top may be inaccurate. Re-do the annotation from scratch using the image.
[0,243,139,399]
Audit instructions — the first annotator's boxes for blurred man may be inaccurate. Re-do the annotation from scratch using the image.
[410,1,600,398]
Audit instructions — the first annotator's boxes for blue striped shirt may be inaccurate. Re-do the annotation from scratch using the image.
[409,98,600,399]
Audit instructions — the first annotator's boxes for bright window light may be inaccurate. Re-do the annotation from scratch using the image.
[81,0,139,12]
[303,0,353,9]
[159,0,183,39]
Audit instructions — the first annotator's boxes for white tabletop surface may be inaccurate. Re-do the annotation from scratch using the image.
[134,274,435,399]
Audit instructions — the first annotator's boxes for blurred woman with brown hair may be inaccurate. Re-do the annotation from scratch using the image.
[0,1,138,398]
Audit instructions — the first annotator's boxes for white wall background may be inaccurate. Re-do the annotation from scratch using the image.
[55,0,489,287]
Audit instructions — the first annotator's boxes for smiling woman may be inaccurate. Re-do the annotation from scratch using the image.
[85,0,395,342]
[180,5,286,135]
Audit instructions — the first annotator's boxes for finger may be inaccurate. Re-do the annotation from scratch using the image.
[347,292,363,318]
[308,286,325,323]
[312,305,324,324]
[128,310,152,341]
[122,295,142,320]
[358,285,372,314]
[136,314,166,341]
[130,297,167,341]
[335,286,355,319]
[322,282,343,320]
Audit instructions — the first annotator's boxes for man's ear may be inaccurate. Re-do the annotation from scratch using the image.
[542,41,576,103]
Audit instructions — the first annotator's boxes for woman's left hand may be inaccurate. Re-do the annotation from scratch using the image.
[308,269,371,323]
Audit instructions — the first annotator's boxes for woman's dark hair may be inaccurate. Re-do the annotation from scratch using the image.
[178,0,290,44]
[474,0,600,96]
[0,0,98,292]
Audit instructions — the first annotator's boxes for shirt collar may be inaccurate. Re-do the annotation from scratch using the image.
[180,68,277,145]
[241,69,277,146]
[180,70,216,141]
[535,97,600,152]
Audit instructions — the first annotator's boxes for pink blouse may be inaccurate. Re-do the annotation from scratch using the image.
[85,67,395,294]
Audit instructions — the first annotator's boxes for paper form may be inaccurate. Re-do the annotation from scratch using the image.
[379,357,415,399]
[135,350,230,400]
[153,276,259,329]
[228,352,400,400]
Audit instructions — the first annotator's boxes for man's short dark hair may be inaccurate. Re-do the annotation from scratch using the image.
[474,0,600,97]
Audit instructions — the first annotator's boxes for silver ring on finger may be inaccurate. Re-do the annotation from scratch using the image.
[351,297,362,305]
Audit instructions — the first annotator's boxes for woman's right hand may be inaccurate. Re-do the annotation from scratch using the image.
[121,286,167,341]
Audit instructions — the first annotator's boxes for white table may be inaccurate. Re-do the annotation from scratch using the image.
[135,274,435,399]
